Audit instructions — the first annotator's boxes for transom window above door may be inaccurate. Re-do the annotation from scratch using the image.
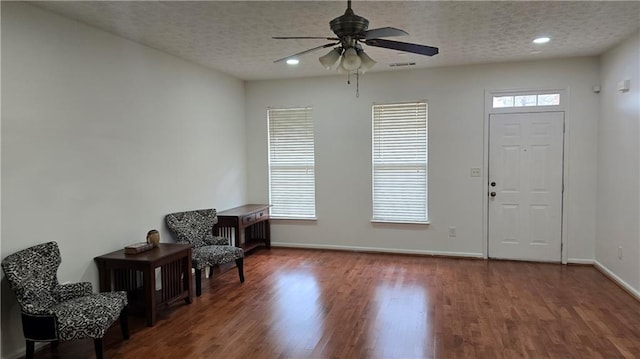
[492,93,561,108]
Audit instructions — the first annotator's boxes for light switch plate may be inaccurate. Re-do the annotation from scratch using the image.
[470,168,481,177]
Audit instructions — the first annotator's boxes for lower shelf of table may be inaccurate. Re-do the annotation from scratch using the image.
[241,239,269,253]
[111,268,190,318]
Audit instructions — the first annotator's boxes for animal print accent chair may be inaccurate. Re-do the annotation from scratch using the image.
[165,209,245,296]
[1,241,129,359]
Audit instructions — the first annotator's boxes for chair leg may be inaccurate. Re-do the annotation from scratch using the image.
[208,266,214,278]
[120,306,130,340]
[195,268,202,296]
[94,338,104,359]
[236,258,245,283]
[26,340,35,359]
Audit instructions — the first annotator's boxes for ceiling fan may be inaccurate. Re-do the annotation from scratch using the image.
[273,0,439,73]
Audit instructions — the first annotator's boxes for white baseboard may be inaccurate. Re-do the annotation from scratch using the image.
[567,258,594,265]
[270,242,484,259]
[594,260,640,302]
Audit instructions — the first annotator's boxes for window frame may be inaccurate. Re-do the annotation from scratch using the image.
[267,106,317,220]
[371,100,429,224]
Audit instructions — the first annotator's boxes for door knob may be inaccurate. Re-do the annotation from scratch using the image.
[490,192,496,197]
[490,182,496,187]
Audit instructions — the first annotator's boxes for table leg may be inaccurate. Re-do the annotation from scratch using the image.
[265,219,271,249]
[235,223,243,248]
[97,262,110,292]
[143,265,156,326]
[184,251,193,304]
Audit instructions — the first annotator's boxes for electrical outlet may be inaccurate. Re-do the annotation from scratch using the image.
[448,226,457,237]
[618,246,623,260]
[470,168,481,177]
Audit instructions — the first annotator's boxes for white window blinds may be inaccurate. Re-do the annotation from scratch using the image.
[372,101,428,223]
[267,107,316,219]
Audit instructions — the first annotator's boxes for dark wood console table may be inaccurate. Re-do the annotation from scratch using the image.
[94,243,193,326]
[215,204,271,253]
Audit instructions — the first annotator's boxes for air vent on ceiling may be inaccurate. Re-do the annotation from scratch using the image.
[389,62,416,67]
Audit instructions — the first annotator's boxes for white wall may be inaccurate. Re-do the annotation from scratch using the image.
[1,3,247,358]
[246,57,600,261]
[595,31,640,295]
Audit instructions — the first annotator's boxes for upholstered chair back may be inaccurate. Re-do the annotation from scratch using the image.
[165,209,218,248]
[2,241,61,314]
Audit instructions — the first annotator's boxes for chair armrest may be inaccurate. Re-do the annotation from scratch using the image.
[203,236,231,246]
[22,302,55,315]
[55,282,93,301]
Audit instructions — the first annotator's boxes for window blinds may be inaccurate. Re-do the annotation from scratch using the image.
[372,102,428,223]
[267,107,316,219]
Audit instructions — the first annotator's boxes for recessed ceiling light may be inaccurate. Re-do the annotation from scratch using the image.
[286,59,299,65]
[533,37,550,44]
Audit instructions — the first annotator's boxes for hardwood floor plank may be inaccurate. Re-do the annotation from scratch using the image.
[22,248,640,358]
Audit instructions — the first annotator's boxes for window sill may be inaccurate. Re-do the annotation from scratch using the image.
[371,220,430,225]
[272,217,318,221]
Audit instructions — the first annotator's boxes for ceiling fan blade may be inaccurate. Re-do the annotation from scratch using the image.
[365,38,439,56]
[363,27,408,40]
[274,42,339,63]
[273,36,339,40]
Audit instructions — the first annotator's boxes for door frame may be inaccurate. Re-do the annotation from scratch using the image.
[482,88,570,264]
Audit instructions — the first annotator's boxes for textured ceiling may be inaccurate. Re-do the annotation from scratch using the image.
[33,1,640,81]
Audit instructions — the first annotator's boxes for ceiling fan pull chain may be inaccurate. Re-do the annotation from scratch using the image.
[356,70,360,98]
[347,71,351,85]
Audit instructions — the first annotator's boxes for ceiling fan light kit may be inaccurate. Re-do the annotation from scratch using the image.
[318,46,377,73]
[319,48,342,69]
[341,48,362,71]
[274,0,438,93]
[358,51,377,73]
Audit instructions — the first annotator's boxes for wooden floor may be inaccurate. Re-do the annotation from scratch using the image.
[29,248,640,358]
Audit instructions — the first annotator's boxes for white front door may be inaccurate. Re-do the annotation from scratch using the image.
[488,111,564,262]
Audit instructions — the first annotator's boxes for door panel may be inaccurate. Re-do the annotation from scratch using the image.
[488,111,564,262]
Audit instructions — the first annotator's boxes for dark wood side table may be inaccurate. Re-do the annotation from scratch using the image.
[215,204,271,253]
[94,243,193,326]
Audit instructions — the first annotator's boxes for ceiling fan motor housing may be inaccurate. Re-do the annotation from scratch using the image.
[330,10,369,42]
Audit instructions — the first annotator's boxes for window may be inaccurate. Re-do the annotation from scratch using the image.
[267,107,316,219]
[492,92,560,108]
[372,101,428,223]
